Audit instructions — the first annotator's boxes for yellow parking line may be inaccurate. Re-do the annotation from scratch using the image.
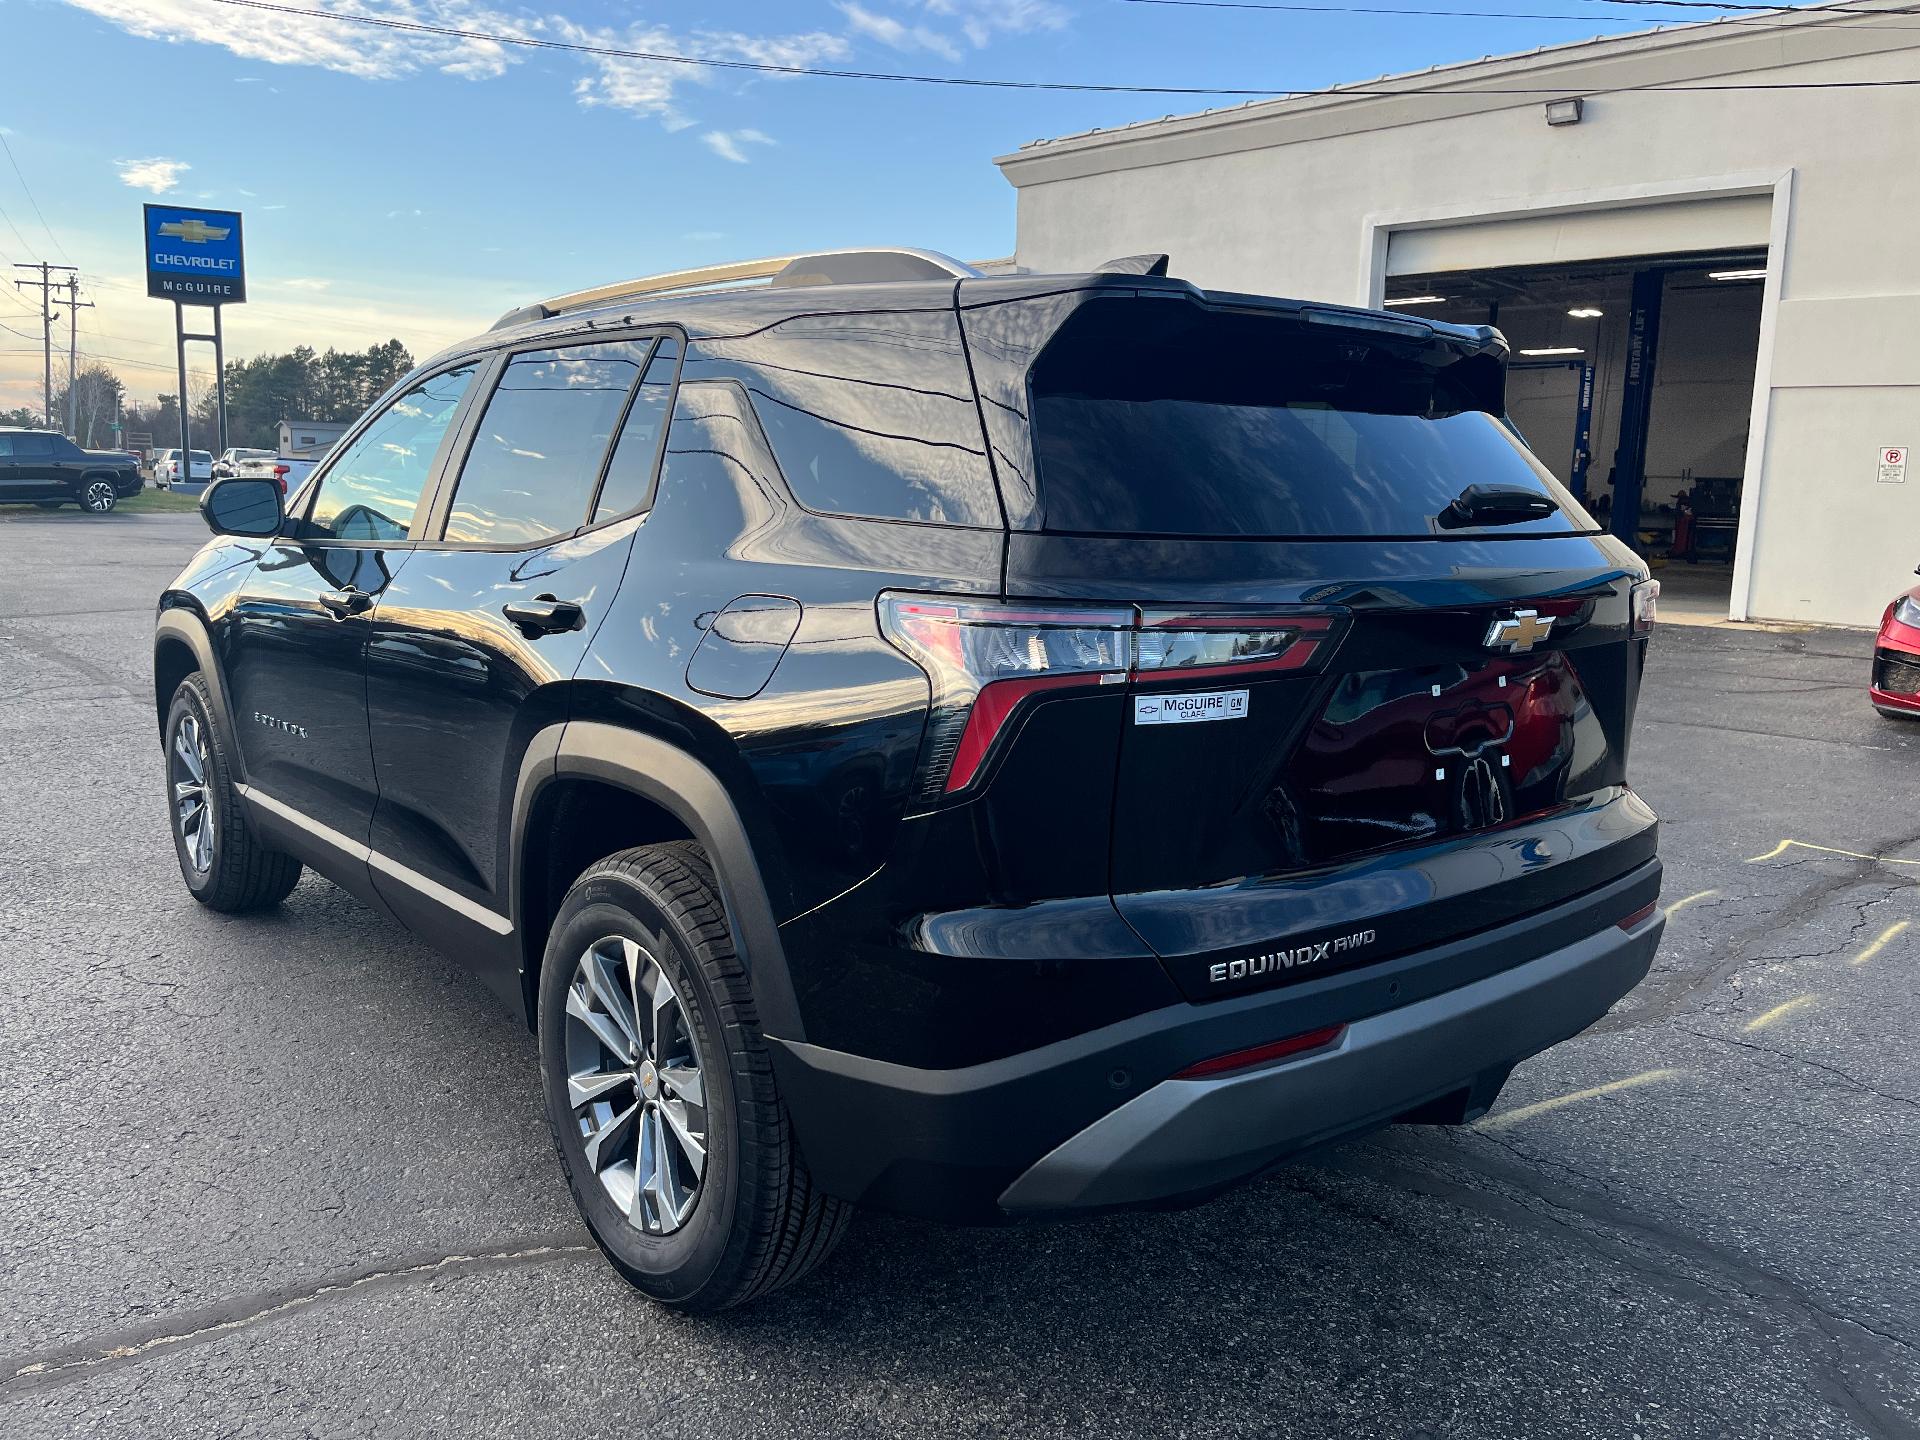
[1849,920,1910,968]
[1478,1067,1682,1132]
[1746,838,1920,867]
[1743,994,1819,1032]
[1664,888,1719,918]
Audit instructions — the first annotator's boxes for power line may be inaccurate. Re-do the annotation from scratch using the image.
[1117,0,1920,23]
[0,133,70,263]
[205,0,1920,95]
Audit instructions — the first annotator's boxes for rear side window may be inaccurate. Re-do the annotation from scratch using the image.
[1029,298,1593,539]
[687,310,998,527]
[444,339,653,545]
[10,434,52,459]
[307,366,476,541]
[591,337,679,524]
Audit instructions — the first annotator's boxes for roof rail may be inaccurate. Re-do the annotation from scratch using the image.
[492,247,982,331]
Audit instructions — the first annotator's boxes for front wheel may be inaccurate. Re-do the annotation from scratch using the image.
[538,843,849,1311]
[165,675,303,910]
[81,480,118,513]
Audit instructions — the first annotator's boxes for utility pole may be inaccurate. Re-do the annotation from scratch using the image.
[12,262,76,429]
[62,274,93,439]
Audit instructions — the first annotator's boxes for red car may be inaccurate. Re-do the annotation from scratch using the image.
[1871,582,1920,717]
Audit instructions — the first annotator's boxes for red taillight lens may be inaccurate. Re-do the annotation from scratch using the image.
[1173,1024,1347,1080]
[881,595,1341,798]
[880,597,1133,797]
[1631,579,1659,636]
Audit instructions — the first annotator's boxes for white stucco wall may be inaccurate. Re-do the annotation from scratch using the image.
[997,13,1920,627]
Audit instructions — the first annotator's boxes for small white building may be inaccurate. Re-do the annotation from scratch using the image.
[996,3,1920,626]
[277,418,350,460]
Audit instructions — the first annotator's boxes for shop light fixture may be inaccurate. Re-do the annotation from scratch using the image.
[1383,295,1447,307]
[1567,306,1604,318]
[1545,97,1584,126]
[1708,269,1768,281]
[1518,346,1584,356]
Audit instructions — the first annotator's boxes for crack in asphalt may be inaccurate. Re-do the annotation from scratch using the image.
[0,1234,595,1397]
[1596,840,1920,1035]
[1341,1133,1919,1439]
[1677,1026,1920,1114]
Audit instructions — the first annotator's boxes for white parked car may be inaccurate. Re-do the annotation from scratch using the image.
[154,449,214,487]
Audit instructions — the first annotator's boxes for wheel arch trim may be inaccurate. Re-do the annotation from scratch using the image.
[153,608,244,781]
[513,720,806,1043]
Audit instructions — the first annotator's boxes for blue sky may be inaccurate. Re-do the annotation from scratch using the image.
[0,0,1695,409]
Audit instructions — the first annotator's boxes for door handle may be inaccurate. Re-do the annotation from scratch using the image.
[503,595,584,636]
[318,587,374,619]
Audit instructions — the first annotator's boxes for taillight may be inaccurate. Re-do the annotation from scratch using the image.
[880,594,1339,799]
[880,597,1132,798]
[1631,578,1659,636]
[272,464,290,497]
[1136,611,1336,679]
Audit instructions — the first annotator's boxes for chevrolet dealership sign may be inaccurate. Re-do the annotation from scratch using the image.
[143,204,246,304]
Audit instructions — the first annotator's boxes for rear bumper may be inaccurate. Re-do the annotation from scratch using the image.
[1000,903,1658,1211]
[770,859,1662,1222]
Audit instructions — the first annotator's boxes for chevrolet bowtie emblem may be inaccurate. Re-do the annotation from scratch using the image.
[1484,609,1554,653]
[158,219,230,244]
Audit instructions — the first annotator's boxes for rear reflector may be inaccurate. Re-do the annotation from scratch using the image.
[1617,900,1658,931]
[1172,1023,1346,1080]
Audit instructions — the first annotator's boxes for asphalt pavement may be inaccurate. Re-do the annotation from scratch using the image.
[2,511,1916,1439]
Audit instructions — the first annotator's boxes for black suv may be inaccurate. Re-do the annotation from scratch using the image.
[154,248,1664,1310]
[1,427,143,511]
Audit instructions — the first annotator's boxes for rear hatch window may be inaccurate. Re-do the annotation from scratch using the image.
[1028,297,1596,540]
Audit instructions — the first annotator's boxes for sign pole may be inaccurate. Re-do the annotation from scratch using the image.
[174,299,191,483]
[213,303,228,457]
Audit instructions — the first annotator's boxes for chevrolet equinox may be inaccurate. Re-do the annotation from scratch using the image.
[154,247,1665,1310]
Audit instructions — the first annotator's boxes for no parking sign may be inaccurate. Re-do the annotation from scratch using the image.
[1880,446,1908,484]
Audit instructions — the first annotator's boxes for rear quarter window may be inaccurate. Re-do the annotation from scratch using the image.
[685,309,999,527]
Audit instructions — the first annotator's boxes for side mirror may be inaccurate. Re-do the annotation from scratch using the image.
[201,476,284,538]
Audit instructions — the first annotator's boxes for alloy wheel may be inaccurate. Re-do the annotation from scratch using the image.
[170,712,215,874]
[563,935,709,1235]
[84,481,116,512]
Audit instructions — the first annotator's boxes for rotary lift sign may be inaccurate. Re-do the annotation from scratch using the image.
[1880,446,1908,484]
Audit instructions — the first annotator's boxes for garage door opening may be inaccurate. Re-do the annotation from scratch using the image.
[1384,252,1767,619]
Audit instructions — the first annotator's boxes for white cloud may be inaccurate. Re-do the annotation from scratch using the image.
[59,0,520,82]
[923,0,1070,48]
[117,156,190,193]
[60,1,847,138]
[561,20,848,128]
[281,277,333,291]
[701,129,775,165]
[836,3,961,61]
[386,207,425,219]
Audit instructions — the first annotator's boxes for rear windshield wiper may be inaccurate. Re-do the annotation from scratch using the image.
[1439,484,1559,529]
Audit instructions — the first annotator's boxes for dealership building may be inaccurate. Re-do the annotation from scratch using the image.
[996,2,1920,626]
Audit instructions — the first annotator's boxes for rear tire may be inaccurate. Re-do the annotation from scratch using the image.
[164,675,303,911]
[538,842,849,1311]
